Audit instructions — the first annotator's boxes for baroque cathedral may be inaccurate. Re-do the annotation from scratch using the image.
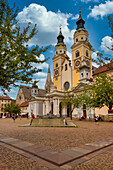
[16,11,96,118]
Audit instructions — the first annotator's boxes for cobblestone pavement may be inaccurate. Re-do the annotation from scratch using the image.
[0,118,113,151]
[0,145,49,170]
[73,148,113,170]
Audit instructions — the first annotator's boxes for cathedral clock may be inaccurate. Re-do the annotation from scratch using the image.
[75,60,81,68]
[55,69,59,76]
[86,59,90,66]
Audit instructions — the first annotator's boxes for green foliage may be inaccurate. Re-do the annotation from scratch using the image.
[89,74,113,110]
[88,16,113,67]
[62,74,113,115]
[0,0,49,93]
[4,103,21,114]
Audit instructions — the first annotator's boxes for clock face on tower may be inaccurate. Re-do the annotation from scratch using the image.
[86,59,90,66]
[55,69,59,76]
[75,60,81,68]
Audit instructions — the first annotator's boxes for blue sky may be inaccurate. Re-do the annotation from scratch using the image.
[1,0,113,99]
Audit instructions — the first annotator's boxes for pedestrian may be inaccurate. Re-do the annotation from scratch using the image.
[95,115,99,124]
[12,114,16,123]
[32,114,35,119]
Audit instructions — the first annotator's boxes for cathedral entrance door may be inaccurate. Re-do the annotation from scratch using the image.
[67,103,71,117]
[59,102,62,117]
[51,102,53,114]
[83,104,87,118]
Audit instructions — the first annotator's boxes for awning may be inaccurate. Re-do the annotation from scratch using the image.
[20,113,27,115]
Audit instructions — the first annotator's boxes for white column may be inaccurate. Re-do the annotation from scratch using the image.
[46,100,50,114]
[87,107,91,118]
[34,103,37,117]
[77,107,82,117]
[43,102,45,115]
[53,99,57,115]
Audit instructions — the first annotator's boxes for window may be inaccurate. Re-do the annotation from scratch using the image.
[76,38,78,42]
[64,51,66,54]
[55,62,58,68]
[56,51,58,55]
[65,64,67,71]
[64,82,70,90]
[60,50,62,53]
[56,77,58,80]
[86,38,88,41]
[86,73,88,77]
[19,96,21,100]
[35,90,37,93]
[86,50,89,57]
[81,73,84,77]
[81,37,83,40]
[76,50,80,58]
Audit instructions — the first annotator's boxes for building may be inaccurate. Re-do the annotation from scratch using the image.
[0,95,12,117]
[28,11,95,118]
[93,62,113,116]
[16,11,112,118]
[18,101,29,115]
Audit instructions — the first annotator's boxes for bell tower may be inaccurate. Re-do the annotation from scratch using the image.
[53,26,69,91]
[71,11,92,87]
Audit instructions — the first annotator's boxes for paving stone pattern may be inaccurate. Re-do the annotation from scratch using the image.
[0,118,113,151]
[0,134,113,169]
[0,145,49,170]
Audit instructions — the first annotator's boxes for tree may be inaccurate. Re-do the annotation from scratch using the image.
[89,74,113,110]
[88,16,113,67]
[61,93,80,120]
[0,0,49,93]
[4,103,21,115]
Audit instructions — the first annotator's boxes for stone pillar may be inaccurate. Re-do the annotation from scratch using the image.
[43,102,46,115]
[34,103,37,117]
[87,107,91,118]
[46,100,50,114]
[58,99,59,115]
[53,99,58,115]
[77,107,82,117]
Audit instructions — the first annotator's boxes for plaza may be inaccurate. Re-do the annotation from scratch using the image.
[0,118,113,169]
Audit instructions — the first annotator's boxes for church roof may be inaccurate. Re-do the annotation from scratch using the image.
[45,66,53,91]
[93,62,113,75]
[20,86,32,100]
[0,95,12,100]
[18,101,29,107]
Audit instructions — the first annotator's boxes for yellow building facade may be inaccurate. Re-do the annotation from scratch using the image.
[53,11,92,91]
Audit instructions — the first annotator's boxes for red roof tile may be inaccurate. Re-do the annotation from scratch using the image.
[0,95,12,100]
[18,101,29,107]
[93,62,113,75]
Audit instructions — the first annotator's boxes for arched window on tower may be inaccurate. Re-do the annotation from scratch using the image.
[65,64,67,71]
[55,62,58,68]
[86,50,89,57]
[76,50,80,58]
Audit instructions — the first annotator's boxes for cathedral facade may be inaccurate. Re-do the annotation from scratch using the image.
[28,11,95,118]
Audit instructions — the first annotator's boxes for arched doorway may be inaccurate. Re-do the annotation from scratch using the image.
[67,102,71,117]
[83,104,87,118]
[59,102,62,117]
[51,102,53,114]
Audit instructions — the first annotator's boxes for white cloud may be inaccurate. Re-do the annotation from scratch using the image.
[72,14,79,20]
[101,36,113,56]
[32,54,49,70]
[67,51,72,63]
[88,1,113,19]
[17,3,74,47]
[34,72,47,78]
[81,0,99,3]
[92,51,98,59]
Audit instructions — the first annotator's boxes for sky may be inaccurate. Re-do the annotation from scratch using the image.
[0,0,113,99]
